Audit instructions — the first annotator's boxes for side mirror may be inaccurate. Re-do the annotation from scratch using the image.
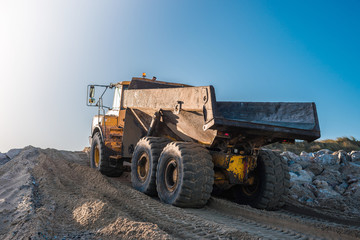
[89,85,95,104]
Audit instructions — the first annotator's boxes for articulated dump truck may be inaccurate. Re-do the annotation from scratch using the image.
[87,76,320,210]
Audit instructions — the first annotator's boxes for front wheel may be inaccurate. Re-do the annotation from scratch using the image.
[232,149,290,210]
[156,142,214,208]
[90,132,123,177]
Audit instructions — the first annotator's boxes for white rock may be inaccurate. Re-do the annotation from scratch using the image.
[300,151,308,156]
[281,151,300,162]
[289,182,316,202]
[300,151,315,160]
[332,150,347,164]
[316,149,334,156]
[297,151,312,169]
[307,170,315,180]
[314,169,343,187]
[289,163,302,173]
[339,162,360,181]
[313,153,337,165]
[306,162,324,176]
[290,170,313,184]
[350,151,360,162]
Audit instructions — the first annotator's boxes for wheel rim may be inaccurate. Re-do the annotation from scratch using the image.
[137,152,150,182]
[241,175,260,196]
[164,158,178,192]
[94,146,100,168]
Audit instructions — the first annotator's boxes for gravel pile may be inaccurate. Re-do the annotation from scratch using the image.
[282,149,360,215]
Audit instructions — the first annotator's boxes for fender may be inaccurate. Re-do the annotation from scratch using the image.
[90,126,104,144]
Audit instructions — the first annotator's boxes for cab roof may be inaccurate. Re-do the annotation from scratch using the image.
[117,77,192,90]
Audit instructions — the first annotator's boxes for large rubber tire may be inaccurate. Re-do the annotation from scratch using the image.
[90,132,123,177]
[131,137,171,196]
[233,149,290,210]
[156,142,214,208]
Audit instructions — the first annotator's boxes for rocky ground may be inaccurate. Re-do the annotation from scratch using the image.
[0,146,359,239]
[280,149,360,220]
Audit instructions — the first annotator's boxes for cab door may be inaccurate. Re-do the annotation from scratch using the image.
[104,84,128,154]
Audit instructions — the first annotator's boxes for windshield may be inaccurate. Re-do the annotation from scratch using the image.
[105,86,122,116]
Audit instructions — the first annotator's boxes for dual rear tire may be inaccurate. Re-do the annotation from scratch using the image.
[156,142,214,208]
[131,138,214,208]
[232,149,290,210]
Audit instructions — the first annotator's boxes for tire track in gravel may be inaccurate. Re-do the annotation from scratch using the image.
[183,206,315,240]
[204,197,360,240]
[107,176,254,239]
[283,200,360,227]
[108,174,360,240]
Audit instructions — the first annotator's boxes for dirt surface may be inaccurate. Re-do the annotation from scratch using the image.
[1,146,360,239]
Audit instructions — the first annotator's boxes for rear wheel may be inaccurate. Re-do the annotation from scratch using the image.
[131,137,170,196]
[90,132,123,177]
[232,149,290,210]
[156,142,214,208]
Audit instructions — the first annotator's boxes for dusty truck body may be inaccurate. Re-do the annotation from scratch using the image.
[87,76,320,209]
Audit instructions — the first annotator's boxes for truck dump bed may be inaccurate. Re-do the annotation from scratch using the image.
[123,79,320,149]
[209,101,320,141]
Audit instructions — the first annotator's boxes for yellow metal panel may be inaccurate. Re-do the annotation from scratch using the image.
[227,155,247,182]
[104,115,118,126]
[118,110,126,127]
[212,152,257,184]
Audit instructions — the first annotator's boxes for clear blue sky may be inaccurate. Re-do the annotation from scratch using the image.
[0,0,359,152]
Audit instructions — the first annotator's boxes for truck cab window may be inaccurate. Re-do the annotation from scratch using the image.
[112,86,122,111]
